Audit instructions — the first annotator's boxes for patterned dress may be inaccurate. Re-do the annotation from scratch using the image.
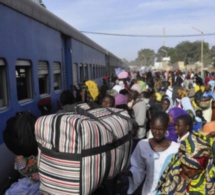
[156,132,215,195]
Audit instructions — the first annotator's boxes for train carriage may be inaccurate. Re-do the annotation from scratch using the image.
[0,0,122,187]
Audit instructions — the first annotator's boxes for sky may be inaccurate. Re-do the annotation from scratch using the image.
[42,0,215,61]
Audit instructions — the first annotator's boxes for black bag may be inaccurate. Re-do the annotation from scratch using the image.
[194,89,203,102]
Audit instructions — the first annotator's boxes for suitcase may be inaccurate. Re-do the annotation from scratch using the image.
[35,106,133,195]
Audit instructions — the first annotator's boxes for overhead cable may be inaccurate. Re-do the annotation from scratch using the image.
[80,31,215,38]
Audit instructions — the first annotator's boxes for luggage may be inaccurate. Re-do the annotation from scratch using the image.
[35,105,133,195]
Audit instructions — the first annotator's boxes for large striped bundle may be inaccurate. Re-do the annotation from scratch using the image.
[35,107,133,195]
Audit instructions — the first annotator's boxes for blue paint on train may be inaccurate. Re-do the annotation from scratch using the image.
[0,0,123,186]
[0,4,64,144]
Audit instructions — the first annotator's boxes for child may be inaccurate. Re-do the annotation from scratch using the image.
[126,111,179,195]
[161,96,172,113]
[174,114,192,142]
[101,95,115,107]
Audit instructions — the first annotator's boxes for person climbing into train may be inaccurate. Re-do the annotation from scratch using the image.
[3,111,40,194]
[99,76,111,102]
[80,80,99,103]
[56,90,76,113]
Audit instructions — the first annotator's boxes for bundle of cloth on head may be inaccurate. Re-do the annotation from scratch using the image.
[106,89,118,97]
[137,80,146,92]
[118,71,128,79]
[112,85,123,93]
[130,83,142,94]
[157,132,215,194]
[118,80,125,89]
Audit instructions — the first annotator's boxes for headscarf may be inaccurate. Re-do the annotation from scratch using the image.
[163,96,173,113]
[114,94,127,106]
[177,88,188,99]
[168,107,188,123]
[155,92,162,102]
[112,85,123,93]
[137,80,146,92]
[157,132,215,195]
[181,97,195,116]
[208,80,215,91]
[166,107,188,142]
[118,71,128,79]
[106,89,118,97]
[130,84,142,94]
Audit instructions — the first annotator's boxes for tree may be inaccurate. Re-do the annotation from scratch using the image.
[137,49,155,66]
[174,41,193,64]
[130,40,213,67]
[173,41,210,65]
[157,46,169,61]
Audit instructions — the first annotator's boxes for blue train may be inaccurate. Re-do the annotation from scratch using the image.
[0,0,123,186]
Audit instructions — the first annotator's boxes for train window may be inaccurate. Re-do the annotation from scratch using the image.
[90,65,94,80]
[99,66,102,77]
[97,65,100,77]
[72,63,78,85]
[96,66,98,79]
[85,64,88,80]
[38,61,49,95]
[16,60,32,101]
[0,59,8,108]
[53,62,61,91]
[102,66,105,76]
[93,65,96,79]
[79,64,84,82]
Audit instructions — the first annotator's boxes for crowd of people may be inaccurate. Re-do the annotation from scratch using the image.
[3,68,215,195]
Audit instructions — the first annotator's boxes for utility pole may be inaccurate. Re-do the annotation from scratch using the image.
[192,27,204,77]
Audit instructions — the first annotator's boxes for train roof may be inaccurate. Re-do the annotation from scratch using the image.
[0,0,121,60]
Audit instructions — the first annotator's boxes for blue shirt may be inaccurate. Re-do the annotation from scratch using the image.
[202,91,215,100]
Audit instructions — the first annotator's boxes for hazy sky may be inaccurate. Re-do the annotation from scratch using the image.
[42,0,215,61]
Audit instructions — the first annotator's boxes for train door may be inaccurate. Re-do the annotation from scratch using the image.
[84,64,89,80]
